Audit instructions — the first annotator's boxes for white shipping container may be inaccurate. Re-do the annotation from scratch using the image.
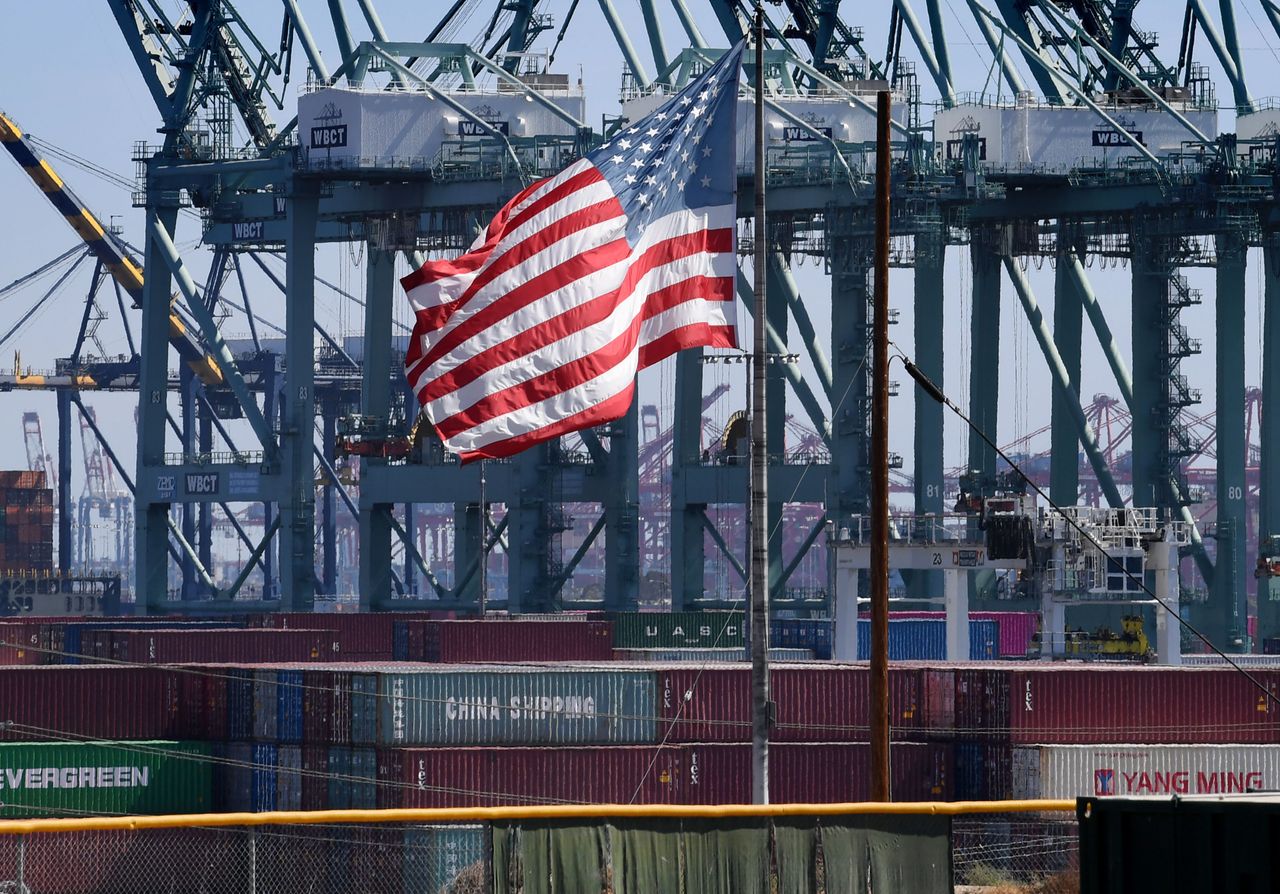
[1012,744,1280,800]
[298,86,586,168]
[621,92,907,170]
[933,102,1217,171]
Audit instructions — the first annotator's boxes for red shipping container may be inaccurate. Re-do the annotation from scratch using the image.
[1008,665,1280,744]
[655,664,926,743]
[954,666,1011,738]
[688,742,950,804]
[0,622,50,665]
[252,612,433,661]
[384,745,691,808]
[419,619,615,663]
[0,666,180,741]
[108,628,339,664]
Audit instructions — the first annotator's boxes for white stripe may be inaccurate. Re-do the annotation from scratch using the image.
[639,297,735,350]
[423,231,733,421]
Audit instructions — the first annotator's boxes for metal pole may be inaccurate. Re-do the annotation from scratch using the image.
[749,6,771,807]
[480,461,488,616]
[870,89,892,803]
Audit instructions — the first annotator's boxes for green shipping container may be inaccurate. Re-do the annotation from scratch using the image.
[609,612,744,649]
[377,668,657,745]
[0,741,213,818]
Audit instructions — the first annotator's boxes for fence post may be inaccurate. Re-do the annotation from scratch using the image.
[249,829,258,894]
[16,834,24,891]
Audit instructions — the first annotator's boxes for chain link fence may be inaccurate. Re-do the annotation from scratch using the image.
[0,809,1078,893]
[953,814,1080,891]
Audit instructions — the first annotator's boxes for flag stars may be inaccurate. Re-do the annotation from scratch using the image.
[700,175,712,188]
[631,158,645,168]
[641,142,652,153]
[647,128,659,137]
[702,145,712,157]
[611,155,624,164]
[623,174,636,184]
[637,193,650,205]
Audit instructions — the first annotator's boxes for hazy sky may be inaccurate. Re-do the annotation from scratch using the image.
[1,1,1278,500]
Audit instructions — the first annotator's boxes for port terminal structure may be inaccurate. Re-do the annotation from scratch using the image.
[6,2,1280,651]
[831,502,1186,664]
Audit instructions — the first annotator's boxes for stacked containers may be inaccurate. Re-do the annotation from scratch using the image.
[0,470,53,575]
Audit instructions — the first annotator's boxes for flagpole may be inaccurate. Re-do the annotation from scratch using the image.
[749,4,771,807]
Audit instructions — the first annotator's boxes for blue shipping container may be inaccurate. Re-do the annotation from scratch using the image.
[276,670,305,744]
[855,619,998,660]
[351,674,379,745]
[252,743,278,812]
[375,668,658,746]
[403,826,486,893]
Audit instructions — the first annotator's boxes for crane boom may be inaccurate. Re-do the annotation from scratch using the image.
[0,110,222,385]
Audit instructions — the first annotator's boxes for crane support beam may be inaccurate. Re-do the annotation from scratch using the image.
[910,233,945,600]
[1051,235,1085,506]
[596,0,653,87]
[1063,254,1213,583]
[1213,233,1247,650]
[1002,256,1124,509]
[1259,235,1280,643]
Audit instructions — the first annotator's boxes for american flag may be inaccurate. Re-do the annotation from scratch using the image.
[401,41,745,462]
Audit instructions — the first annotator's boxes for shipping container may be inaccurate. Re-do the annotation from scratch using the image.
[385,745,696,807]
[276,744,303,811]
[251,612,440,661]
[412,619,616,663]
[1010,744,1280,800]
[384,742,951,807]
[654,664,926,743]
[855,619,999,660]
[0,666,182,742]
[0,621,50,665]
[1008,666,1280,744]
[0,741,213,817]
[402,825,486,893]
[612,648,814,662]
[609,612,744,649]
[109,628,338,664]
[376,667,657,746]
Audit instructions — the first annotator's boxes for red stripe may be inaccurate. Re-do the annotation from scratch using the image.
[413,227,734,396]
[638,323,736,369]
[398,166,603,292]
[638,274,734,321]
[456,383,637,463]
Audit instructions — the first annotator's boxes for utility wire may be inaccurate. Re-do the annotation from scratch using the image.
[892,340,1280,709]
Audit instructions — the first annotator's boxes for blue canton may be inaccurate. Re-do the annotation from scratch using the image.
[588,41,745,244]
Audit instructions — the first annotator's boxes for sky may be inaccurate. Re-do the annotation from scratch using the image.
[1,0,1279,507]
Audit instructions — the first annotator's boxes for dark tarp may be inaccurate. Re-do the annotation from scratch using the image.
[491,813,951,893]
